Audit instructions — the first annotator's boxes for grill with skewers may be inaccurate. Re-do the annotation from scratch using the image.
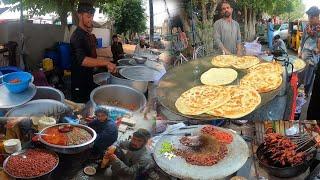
[257,132,317,178]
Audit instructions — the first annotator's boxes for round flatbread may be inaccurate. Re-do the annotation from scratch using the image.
[240,72,282,93]
[293,58,306,72]
[232,56,260,69]
[207,86,261,119]
[175,85,231,115]
[200,68,238,86]
[211,55,237,67]
[249,61,283,74]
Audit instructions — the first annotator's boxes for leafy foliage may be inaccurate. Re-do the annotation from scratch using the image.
[2,0,114,26]
[100,0,147,35]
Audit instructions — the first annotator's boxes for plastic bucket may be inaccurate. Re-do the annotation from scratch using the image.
[0,66,22,76]
[44,50,59,66]
[58,42,71,70]
[96,38,103,48]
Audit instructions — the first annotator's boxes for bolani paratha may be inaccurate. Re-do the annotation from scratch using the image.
[207,86,261,119]
[240,72,282,93]
[200,68,238,86]
[249,61,283,74]
[232,56,260,69]
[211,55,237,67]
[175,85,231,115]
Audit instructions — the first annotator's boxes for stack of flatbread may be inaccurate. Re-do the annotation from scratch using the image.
[175,85,231,115]
[232,56,260,69]
[175,85,261,118]
[173,56,286,118]
[207,86,261,118]
[212,55,260,69]
[249,61,283,74]
[242,61,283,93]
[211,55,237,67]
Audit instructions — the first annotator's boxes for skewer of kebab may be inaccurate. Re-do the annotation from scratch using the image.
[262,133,313,167]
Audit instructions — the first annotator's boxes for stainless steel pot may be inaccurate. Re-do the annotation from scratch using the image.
[90,84,147,112]
[118,58,135,66]
[93,72,110,86]
[39,123,97,154]
[5,99,71,118]
[110,73,148,93]
[93,67,148,93]
[32,86,65,102]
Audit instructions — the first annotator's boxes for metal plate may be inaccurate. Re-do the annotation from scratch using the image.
[119,66,163,82]
[153,125,249,180]
[3,148,59,179]
[0,83,37,109]
[5,99,70,117]
[156,56,282,120]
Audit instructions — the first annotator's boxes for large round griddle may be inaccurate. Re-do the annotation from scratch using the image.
[157,56,282,120]
[153,125,249,180]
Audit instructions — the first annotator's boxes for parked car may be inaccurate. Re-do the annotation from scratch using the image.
[153,33,161,42]
[273,23,289,41]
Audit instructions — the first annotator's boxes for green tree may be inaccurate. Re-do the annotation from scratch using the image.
[277,0,305,21]
[2,0,114,27]
[100,0,146,38]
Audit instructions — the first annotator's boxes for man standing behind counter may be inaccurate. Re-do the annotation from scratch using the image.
[213,1,242,55]
[70,3,116,103]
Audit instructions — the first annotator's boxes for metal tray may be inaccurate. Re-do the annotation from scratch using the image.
[156,56,282,120]
[3,148,59,179]
[153,125,249,179]
[0,83,37,109]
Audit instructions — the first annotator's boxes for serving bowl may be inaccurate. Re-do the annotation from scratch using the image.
[2,72,32,93]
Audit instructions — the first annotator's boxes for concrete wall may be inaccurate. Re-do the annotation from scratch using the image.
[92,28,111,47]
[0,22,64,70]
[0,24,8,43]
[0,22,111,70]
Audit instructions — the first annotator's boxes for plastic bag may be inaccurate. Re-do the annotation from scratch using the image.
[244,39,262,56]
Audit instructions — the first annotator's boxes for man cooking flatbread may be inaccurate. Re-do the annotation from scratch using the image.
[70,3,116,103]
[213,1,242,55]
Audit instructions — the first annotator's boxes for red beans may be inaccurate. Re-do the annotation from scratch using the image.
[201,126,233,144]
[5,149,58,178]
[175,145,228,166]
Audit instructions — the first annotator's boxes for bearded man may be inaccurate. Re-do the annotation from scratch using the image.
[213,1,242,55]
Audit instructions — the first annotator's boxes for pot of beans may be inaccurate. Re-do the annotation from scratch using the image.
[3,148,59,179]
[38,123,97,154]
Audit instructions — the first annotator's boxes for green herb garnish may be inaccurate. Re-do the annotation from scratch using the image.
[160,141,174,154]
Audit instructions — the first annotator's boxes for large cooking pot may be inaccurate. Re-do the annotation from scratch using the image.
[93,69,148,93]
[90,84,147,112]
[39,123,97,154]
[32,86,65,102]
[256,143,316,178]
[5,99,70,117]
